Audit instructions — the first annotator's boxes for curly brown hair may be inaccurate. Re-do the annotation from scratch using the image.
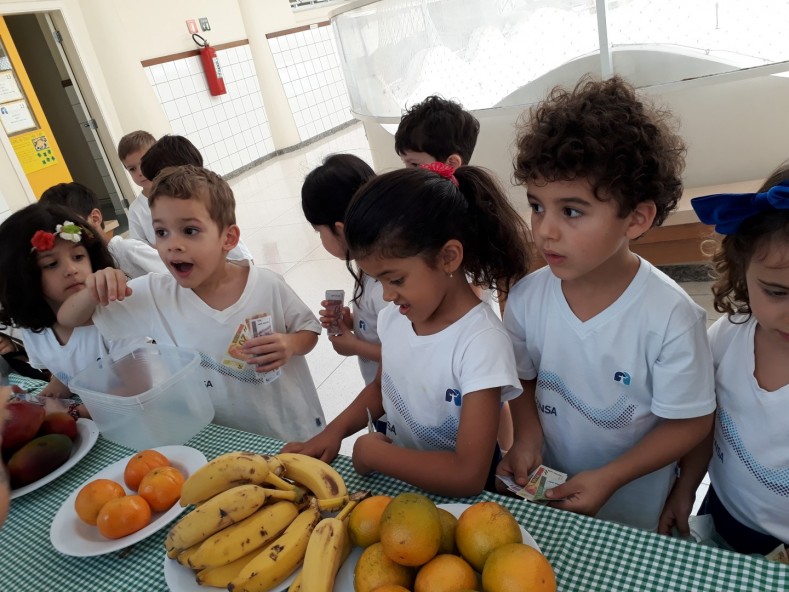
[513,76,686,227]
[709,161,789,318]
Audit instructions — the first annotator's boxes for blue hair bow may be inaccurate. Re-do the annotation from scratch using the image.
[691,180,789,235]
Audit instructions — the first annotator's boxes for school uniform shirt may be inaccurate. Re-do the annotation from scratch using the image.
[504,259,716,531]
[107,236,168,279]
[125,189,255,263]
[707,315,789,543]
[22,325,144,388]
[92,266,325,441]
[378,302,522,451]
[353,274,386,385]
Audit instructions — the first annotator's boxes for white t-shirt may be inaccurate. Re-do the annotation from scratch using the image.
[353,274,386,384]
[22,325,144,388]
[92,266,325,441]
[126,190,254,263]
[504,259,716,530]
[108,236,168,279]
[707,315,789,543]
[378,302,522,451]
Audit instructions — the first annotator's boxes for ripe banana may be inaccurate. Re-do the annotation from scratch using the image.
[315,494,350,513]
[176,544,200,567]
[228,502,321,592]
[274,453,348,501]
[180,451,271,506]
[196,549,259,588]
[188,501,299,570]
[165,484,268,553]
[298,517,346,592]
[262,454,285,477]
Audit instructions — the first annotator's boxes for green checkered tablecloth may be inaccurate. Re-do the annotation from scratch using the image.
[1,423,787,592]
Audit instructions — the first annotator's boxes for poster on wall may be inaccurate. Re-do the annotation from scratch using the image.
[0,71,22,102]
[0,99,36,135]
[10,130,57,174]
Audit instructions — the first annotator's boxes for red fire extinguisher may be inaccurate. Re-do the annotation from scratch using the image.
[193,34,227,96]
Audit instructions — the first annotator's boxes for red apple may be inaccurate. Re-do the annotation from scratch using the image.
[1,401,46,458]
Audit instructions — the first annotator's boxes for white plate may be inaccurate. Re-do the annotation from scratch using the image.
[50,445,207,557]
[10,418,100,499]
[163,502,539,591]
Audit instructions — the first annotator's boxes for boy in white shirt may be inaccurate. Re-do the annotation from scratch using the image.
[498,76,716,531]
[58,166,325,441]
[117,130,157,245]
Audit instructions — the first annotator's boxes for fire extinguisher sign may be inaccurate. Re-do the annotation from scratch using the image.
[213,56,223,79]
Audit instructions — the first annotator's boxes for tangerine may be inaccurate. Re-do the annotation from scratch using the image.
[354,542,415,592]
[74,479,126,525]
[96,494,152,539]
[138,465,185,512]
[415,554,478,592]
[481,543,556,592]
[455,502,522,572]
[123,449,169,490]
[379,492,441,567]
[348,495,392,548]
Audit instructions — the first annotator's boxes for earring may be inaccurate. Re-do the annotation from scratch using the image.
[448,272,453,278]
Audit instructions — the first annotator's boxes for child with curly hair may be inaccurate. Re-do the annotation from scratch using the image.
[498,76,716,530]
[659,162,789,554]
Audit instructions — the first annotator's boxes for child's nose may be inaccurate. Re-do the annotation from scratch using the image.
[381,285,397,302]
[536,212,559,240]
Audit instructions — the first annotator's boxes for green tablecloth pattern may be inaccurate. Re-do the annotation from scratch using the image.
[1,423,787,591]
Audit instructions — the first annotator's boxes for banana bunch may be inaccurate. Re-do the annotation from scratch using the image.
[166,451,354,590]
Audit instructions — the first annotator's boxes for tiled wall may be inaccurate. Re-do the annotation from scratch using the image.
[268,25,352,142]
[144,43,274,177]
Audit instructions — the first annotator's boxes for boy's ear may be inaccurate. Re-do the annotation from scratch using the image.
[445,154,463,169]
[626,200,658,239]
[222,224,241,252]
[88,208,104,228]
[333,221,345,236]
[440,239,464,274]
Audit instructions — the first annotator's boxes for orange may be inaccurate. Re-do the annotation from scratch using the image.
[481,543,556,592]
[74,479,126,525]
[123,449,170,490]
[96,494,152,539]
[348,495,392,548]
[138,466,185,512]
[379,492,441,567]
[371,586,411,592]
[455,502,522,572]
[437,508,458,555]
[415,554,478,592]
[354,542,415,592]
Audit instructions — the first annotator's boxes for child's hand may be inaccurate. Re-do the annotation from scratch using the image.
[86,268,132,306]
[328,330,359,357]
[495,440,542,494]
[658,483,695,537]
[243,333,294,372]
[543,468,618,516]
[352,431,392,475]
[280,428,343,464]
[319,303,352,331]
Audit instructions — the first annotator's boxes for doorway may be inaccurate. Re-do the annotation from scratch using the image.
[3,12,127,231]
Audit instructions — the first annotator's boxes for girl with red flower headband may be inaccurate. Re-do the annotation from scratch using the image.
[283,165,532,496]
[0,203,144,404]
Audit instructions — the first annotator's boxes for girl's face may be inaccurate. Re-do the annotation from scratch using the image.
[315,224,346,260]
[747,240,789,346]
[36,239,92,310]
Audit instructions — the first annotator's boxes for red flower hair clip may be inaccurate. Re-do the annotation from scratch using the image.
[30,230,56,252]
[420,162,459,187]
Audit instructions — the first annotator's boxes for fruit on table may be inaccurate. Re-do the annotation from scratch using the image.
[124,449,170,490]
[481,542,556,592]
[348,494,392,548]
[74,478,126,525]
[39,412,78,441]
[96,494,152,539]
[1,401,45,457]
[437,507,459,555]
[179,451,273,506]
[299,514,347,592]
[138,465,185,512]
[380,492,442,567]
[455,501,523,572]
[7,434,72,488]
[354,542,415,592]
[414,553,478,592]
[368,586,411,592]
[274,452,348,503]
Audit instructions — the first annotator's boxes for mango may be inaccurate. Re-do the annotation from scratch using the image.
[40,412,78,441]
[1,401,45,458]
[7,434,72,488]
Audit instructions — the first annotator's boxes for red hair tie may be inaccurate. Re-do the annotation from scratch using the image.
[420,162,459,187]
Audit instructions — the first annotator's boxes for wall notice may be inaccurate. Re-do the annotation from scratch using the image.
[10,130,58,174]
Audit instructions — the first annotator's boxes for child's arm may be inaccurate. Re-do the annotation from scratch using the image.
[658,427,714,536]
[352,388,501,497]
[243,329,318,373]
[57,268,131,327]
[545,413,714,516]
[327,332,382,361]
[38,375,71,398]
[496,379,543,488]
[280,376,384,463]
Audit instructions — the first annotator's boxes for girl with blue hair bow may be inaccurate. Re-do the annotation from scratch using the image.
[659,163,789,556]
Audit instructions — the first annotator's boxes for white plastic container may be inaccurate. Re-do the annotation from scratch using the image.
[69,344,214,450]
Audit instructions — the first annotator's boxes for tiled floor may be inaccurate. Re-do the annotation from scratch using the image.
[227,122,719,512]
